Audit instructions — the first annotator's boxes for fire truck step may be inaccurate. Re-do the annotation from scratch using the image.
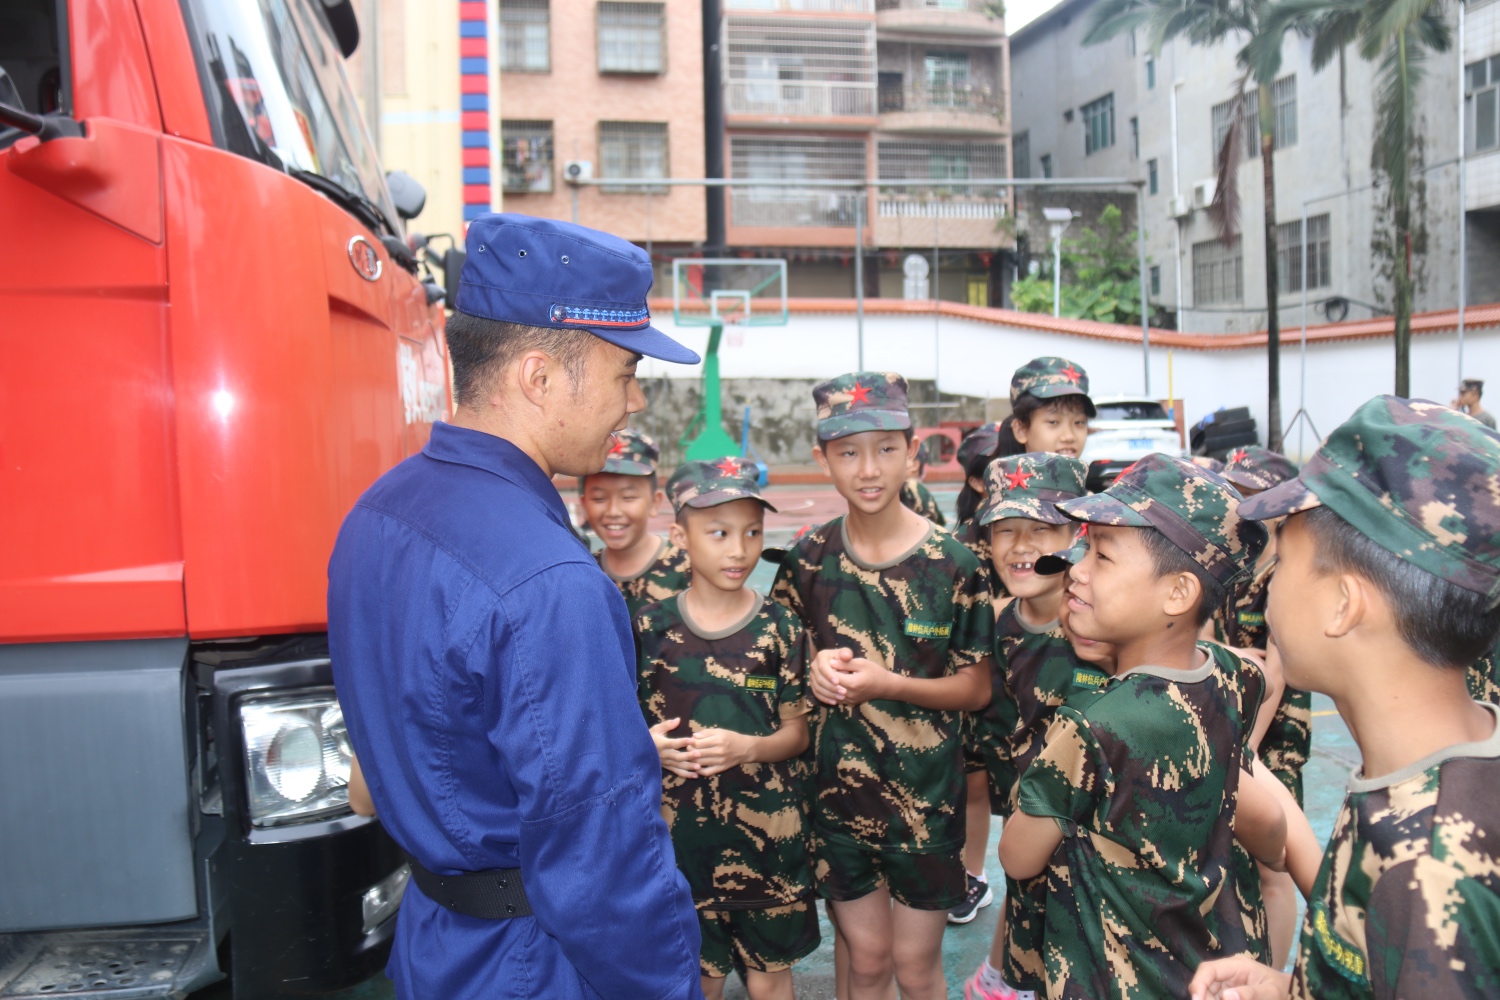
[0,929,215,999]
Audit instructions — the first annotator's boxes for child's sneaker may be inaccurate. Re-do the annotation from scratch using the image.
[946,873,993,924]
[963,961,1031,999]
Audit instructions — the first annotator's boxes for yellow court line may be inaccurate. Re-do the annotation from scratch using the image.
[1311,710,1339,718]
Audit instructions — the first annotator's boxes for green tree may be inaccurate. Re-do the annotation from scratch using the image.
[1249,0,1451,396]
[1012,204,1144,324]
[1085,0,1295,450]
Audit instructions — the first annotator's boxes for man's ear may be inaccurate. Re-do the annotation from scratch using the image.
[1162,570,1204,623]
[812,443,831,477]
[668,518,688,549]
[1325,572,1369,640]
[515,351,553,408]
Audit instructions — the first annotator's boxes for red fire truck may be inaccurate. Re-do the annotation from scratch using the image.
[0,1,454,995]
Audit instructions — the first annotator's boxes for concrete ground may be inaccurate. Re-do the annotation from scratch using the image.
[223,484,1357,999]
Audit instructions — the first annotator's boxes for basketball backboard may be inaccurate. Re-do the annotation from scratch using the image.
[672,258,789,327]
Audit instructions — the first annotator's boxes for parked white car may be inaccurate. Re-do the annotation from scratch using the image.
[1080,396,1189,491]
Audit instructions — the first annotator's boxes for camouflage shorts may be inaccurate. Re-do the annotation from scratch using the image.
[697,900,821,978]
[813,834,968,911]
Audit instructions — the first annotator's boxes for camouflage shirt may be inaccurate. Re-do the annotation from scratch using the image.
[1469,638,1500,703]
[636,592,815,910]
[901,479,947,527]
[600,537,692,620]
[1291,706,1500,999]
[1217,560,1312,804]
[1018,642,1265,999]
[772,517,994,852]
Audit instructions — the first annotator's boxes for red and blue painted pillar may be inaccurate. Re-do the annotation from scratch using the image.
[459,1,496,222]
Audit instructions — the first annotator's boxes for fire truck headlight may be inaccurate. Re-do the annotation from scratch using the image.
[239,689,353,827]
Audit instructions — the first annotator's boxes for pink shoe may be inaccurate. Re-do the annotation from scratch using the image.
[963,965,1020,1000]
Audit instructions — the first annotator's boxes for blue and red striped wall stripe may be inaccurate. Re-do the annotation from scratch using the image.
[459,1,491,222]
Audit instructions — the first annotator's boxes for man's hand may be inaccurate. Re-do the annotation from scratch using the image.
[690,728,757,776]
[810,648,855,704]
[829,656,895,706]
[648,718,697,779]
[1188,956,1291,1000]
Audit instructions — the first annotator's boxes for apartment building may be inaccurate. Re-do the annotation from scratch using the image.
[497,0,708,254]
[719,0,1015,302]
[1010,0,1500,335]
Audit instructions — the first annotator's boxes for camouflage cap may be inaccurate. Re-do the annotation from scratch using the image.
[600,428,660,476]
[1057,452,1267,585]
[976,452,1088,526]
[666,456,778,514]
[1010,356,1095,415]
[813,371,912,442]
[1035,526,1089,576]
[1190,456,1227,474]
[957,422,1004,471]
[1220,446,1299,493]
[1239,396,1500,603]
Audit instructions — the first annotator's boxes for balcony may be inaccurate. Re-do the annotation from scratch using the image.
[724,0,874,11]
[876,0,1004,39]
[873,195,1012,248]
[730,190,865,228]
[877,82,1004,134]
[724,16,879,126]
[726,80,878,120]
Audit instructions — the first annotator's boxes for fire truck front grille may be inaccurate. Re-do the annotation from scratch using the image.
[0,931,211,999]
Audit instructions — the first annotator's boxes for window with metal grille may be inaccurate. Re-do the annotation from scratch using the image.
[502,120,553,193]
[1466,55,1500,153]
[723,17,876,116]
[1013,131,1030,179]
[1276,214,1331,293]
[1211,95,1256,161]
[878,140,1004,195]
[1272,74,1297,148]
[924,50,969,104]
[729,136,866,226]
[1193,238,1242,305]
[598,2,664,73]
[599,121,668,192]
[1082,93,1114,155]
[501,0,550,72]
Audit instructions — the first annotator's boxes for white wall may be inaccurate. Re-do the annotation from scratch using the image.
[639,308,1500,462]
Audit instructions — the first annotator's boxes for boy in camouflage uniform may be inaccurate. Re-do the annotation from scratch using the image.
[1190,396,1500,1000]
[773,371,994,1000]
[580,428,692,618]
[1007,357,1094,459]
[637,458,818,1000]
[961,454,1108,1000]
[999,454,1285,1000]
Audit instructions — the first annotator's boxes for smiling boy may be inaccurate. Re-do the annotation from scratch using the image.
[637,458,817,1000]
[1189,397,1500,1000]
[772,371,994,1000]
[1008,357,1094,459]
[581,428,691,618]
[999,455,1281,999]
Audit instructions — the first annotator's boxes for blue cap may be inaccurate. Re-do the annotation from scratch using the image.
[455,213,700,365]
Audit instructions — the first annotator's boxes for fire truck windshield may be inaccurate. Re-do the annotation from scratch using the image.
[182,0,399,234]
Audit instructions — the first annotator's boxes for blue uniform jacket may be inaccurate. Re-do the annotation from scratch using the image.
[328,422,703,1000]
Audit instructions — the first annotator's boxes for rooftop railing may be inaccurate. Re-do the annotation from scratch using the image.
[877,81,1002,115]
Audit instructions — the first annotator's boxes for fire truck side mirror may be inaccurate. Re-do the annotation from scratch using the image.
[443,249,466,311]
[386,170,426,221]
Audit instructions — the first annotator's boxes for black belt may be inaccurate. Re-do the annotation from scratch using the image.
[405,853,533,920]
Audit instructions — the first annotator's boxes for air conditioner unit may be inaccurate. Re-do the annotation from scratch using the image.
[1192,178,1216,210]
[1168,195,1192,219]
[563,160,593,184]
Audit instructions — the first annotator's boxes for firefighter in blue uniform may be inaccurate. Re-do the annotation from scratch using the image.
[329,214,705,999]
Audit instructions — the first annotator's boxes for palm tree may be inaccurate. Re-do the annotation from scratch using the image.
[1085,0,1292,451]
[1248,0,1451,397]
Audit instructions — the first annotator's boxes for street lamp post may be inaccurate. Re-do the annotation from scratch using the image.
[1042,207,1078,317]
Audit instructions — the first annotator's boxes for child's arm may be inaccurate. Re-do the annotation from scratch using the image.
[811,649,992,712]
[1233,761,1287,870]
[998,811,1065,881]
[688,713,810,777]
[1257,759,1321,897]
[648,717,698,779]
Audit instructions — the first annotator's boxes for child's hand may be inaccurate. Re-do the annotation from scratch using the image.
[690,728,756,776]
[1187,955,1291,1000]
[649,718,697,779]
[829,657,894,706]
[810,648,855,704]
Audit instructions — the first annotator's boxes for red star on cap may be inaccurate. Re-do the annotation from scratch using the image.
[848,381,873,405]
[609,436,627,456]
[715,457,741,476]
[1059,365,1081,382]
[1005,467,1036,490]
[1228,449,1249,465]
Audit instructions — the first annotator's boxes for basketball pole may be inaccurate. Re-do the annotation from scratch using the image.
[683,320,742,461]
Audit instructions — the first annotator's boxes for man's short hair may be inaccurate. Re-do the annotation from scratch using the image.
[446,310,595,407]
[1012,392,1092,428]
[1303,505,1500,668]
[1463,378,1485,398]
[1139,527,1227,628]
